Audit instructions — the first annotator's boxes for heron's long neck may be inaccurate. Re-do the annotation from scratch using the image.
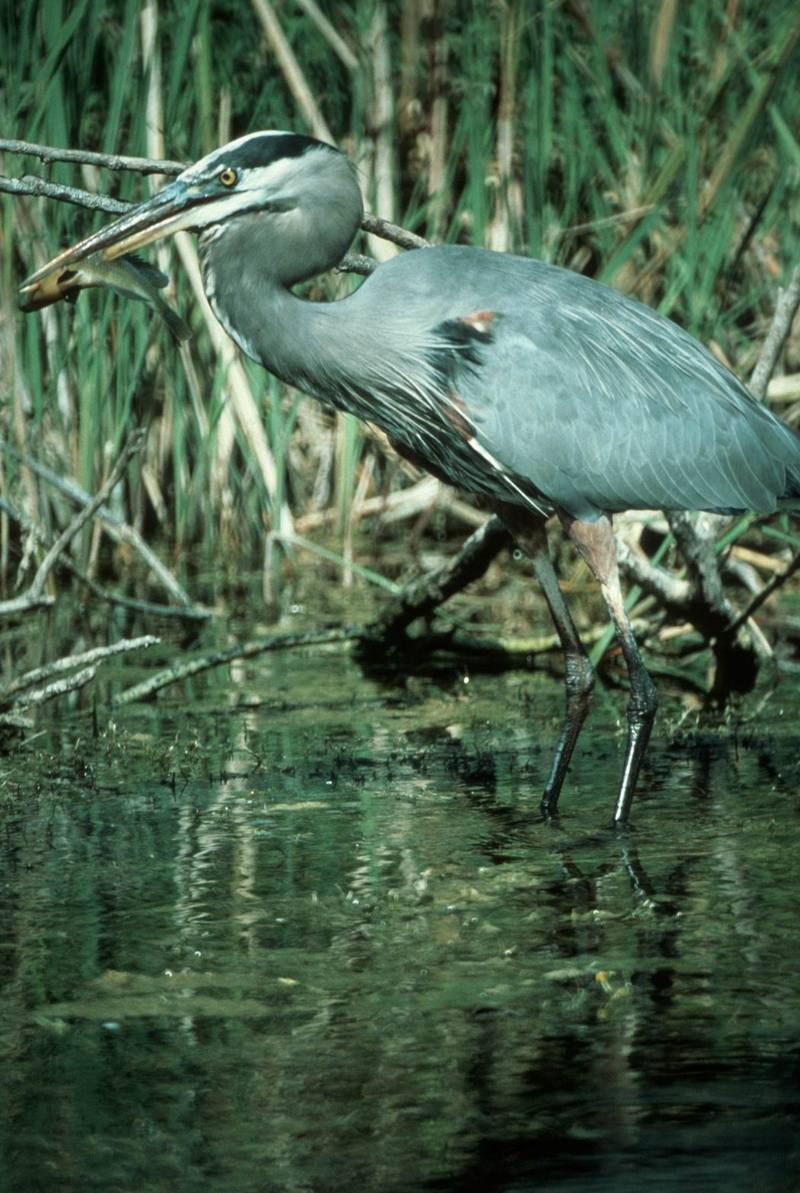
[211,272,367,396]
[201,230,407,420]
[199,203,399,411]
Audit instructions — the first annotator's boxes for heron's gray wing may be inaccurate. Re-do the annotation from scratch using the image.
[439,270,800,520]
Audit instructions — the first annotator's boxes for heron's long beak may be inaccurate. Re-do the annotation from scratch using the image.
[20,177,200,294]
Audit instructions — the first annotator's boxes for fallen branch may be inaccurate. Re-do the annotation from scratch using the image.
[112,625,363,705]
[10,665,97,711]
[1,635,160,706]
[364,515,513,641]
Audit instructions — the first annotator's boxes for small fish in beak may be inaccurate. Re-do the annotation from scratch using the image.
[18,250,191,343]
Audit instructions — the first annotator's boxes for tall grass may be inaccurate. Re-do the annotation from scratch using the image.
[1,0,799,600]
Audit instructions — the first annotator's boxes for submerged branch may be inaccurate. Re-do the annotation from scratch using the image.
[111,518,511,708]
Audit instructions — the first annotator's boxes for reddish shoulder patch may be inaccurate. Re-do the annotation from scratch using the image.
[459,310,496,335]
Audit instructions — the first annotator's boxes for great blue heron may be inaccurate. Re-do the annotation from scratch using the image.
[21,131,800,822]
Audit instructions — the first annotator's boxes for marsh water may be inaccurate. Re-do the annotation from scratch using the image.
[1,616,799,1192]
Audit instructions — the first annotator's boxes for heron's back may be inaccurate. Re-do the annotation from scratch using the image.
[353,246,800,521]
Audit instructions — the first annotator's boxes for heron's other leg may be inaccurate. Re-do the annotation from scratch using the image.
[561,513,658,824]
[493,507,595,815]
[530,542,596,815]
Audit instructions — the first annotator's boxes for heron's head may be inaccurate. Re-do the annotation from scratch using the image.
[21,132,364,292]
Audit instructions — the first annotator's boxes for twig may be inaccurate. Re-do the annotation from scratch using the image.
[337,252,377,277]
[0,591,54,616]
[1,636,160,705]
[724,550,800,638]
[360,212,430,250]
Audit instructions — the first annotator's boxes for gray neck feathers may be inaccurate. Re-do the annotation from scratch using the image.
[199,148,366,387]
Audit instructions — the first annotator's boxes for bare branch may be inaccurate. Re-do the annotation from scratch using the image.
[0,138,184,175]
[360,212,430,250]
[3,141,429,254]
[615,536,691,613]
[724,549,800,637]
[337,252,377,276]
[0,591,55,616]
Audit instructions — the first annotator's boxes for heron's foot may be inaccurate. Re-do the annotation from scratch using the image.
[612,677,658,824]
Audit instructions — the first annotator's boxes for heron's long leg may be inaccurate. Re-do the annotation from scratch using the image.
[530,544,596,815]
[562,514,658,824]
[492,504,595,814]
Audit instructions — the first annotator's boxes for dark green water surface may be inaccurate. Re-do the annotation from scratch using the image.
[1,647,799,1191]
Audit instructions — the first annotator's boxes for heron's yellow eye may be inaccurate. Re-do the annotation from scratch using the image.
[218,168,238,187]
